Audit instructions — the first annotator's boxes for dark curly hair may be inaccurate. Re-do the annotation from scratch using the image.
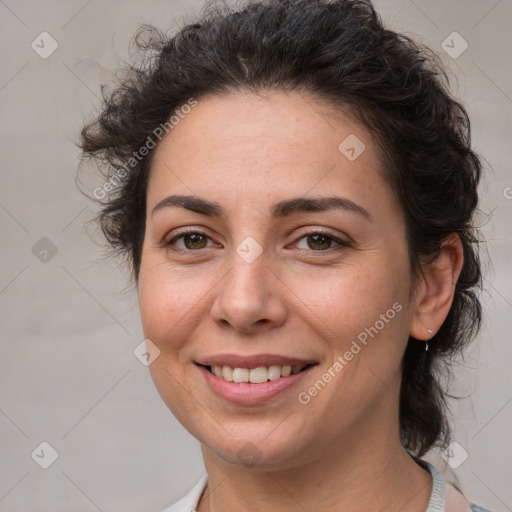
[78,0,483,457]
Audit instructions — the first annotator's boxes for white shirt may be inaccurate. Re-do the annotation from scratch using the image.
[161,461,490,512]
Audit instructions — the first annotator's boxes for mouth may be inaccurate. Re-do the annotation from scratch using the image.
[200,363,315,383]
[195,356,319,405]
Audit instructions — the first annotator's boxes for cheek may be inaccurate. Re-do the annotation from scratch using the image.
[138,269,173,343]
[292,266,410,398]
[138,259,208,425]
[138,256,209,345]
[292,262,403,343]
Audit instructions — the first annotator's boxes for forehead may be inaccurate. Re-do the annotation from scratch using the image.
[147,91,390,216]
[154,90,367,159]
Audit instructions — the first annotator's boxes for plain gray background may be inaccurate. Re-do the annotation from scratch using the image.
[0,0,510,511]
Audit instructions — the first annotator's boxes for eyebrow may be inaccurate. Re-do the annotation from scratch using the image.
[151,194,372,221]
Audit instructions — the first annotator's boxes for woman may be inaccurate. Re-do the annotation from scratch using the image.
[79,1,492,510]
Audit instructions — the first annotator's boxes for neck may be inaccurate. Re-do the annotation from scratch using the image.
[197,417,432,512]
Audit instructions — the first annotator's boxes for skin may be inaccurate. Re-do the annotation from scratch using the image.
[138,91,463,512]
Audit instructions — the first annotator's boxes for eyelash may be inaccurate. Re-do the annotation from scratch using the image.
[165,228,350,254]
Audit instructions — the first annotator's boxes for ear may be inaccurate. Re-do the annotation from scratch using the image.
[409,234,464,340]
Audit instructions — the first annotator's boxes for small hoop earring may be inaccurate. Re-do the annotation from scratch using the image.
[426,328,433,351]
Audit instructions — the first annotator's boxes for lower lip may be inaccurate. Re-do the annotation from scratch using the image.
[197,365,315,405]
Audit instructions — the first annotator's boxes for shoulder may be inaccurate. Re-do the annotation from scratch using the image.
[469,504,495,512]
[446,482,495,512]
[422,458,495,512]
[161,475,208,512]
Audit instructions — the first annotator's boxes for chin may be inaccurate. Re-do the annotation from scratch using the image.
[199,426,316,470]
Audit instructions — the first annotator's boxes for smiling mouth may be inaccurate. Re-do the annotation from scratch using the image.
[201,364,315,384]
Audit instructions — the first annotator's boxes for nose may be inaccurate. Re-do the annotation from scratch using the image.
[210,251,287,335]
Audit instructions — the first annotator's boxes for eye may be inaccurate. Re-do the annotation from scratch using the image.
[166,230,216,250]
[164,229,350,253]
[293,231,349,252]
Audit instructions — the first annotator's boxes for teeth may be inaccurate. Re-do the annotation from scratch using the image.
[291,365,303,375]
[222,366,233,381]
[233,368,249,383]
[249,367,268,384]
[268,365,282,381]
[210,364,306,383]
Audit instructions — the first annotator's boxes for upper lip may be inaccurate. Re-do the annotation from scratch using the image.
[196,353,318,369]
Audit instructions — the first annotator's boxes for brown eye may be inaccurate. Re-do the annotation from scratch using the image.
[306,234,332,250]
[166,231,214,250]
[294,232,347,252]
[183,233,208,250]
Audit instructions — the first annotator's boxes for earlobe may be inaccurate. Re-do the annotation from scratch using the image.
[409,234,464,342]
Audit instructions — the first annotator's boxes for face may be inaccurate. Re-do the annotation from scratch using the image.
[138,91,416,469]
